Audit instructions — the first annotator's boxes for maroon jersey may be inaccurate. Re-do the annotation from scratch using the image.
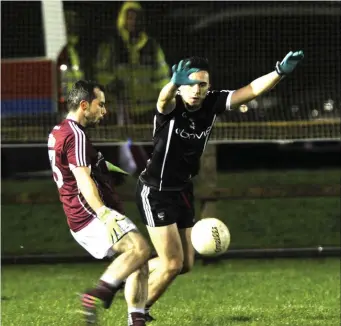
[48,119,123,232]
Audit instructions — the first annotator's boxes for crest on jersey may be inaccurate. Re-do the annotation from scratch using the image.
[157,211,165,220]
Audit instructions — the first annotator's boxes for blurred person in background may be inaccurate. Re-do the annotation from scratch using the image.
[57,10,84,114]
[95,1,169,176]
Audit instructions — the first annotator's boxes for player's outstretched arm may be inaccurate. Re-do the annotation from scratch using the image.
[157,60,200,114]
[157,81,178,114]
[229,50,304,110]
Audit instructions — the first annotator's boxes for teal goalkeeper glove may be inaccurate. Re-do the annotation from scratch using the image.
[96,206,126,243]
[171,60,201,87]
[275,50,304,76]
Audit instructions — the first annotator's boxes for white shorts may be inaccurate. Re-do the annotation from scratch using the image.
[70,217,138,259]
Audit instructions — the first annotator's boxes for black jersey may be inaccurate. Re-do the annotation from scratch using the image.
[140,89,234,191]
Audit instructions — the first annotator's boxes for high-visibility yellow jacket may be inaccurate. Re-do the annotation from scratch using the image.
[58,41,84,100]
[95,1,169,116]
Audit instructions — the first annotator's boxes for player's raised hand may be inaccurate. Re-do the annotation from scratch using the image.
[275,50,304,76]
[96,206,126,243]
[171,60,202,86]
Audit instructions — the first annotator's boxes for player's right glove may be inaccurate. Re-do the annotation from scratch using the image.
[96,206,126,243]
[171,60,201,87]
[275,50,304,76]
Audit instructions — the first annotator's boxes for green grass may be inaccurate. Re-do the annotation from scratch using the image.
[0,202,141,256]
[1,259,340,326]
[1,197,340,255]
[2,169,340,197]
[213,169,340,188]
[1,170,340,255]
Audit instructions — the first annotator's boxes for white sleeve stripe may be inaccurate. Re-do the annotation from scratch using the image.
[153,115,157,136]
[73,123,86,166]
[68,122,80,165]
[68,121,86,166]
[225,90,235,111]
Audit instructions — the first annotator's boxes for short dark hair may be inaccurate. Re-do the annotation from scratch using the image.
[67,80,104,111]
[182,56,210,73]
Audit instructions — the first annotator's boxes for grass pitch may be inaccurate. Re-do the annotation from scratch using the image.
[1,170,340,255]
[1,258,340,326]
[2,196,340,256]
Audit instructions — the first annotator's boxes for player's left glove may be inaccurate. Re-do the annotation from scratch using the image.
[275,50,304,76]
[171,60,201,87]
[96,206,126,243]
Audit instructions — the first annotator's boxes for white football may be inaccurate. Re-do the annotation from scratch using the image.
[191,218,230,256]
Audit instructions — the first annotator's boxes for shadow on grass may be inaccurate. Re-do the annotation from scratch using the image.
[228,316,253,322]
[1,296,12,301]
[190,315,254,325]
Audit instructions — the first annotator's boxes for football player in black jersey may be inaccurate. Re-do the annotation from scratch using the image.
[135,52,304,321]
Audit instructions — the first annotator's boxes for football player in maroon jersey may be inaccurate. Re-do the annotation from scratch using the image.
[48,80,150,326]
